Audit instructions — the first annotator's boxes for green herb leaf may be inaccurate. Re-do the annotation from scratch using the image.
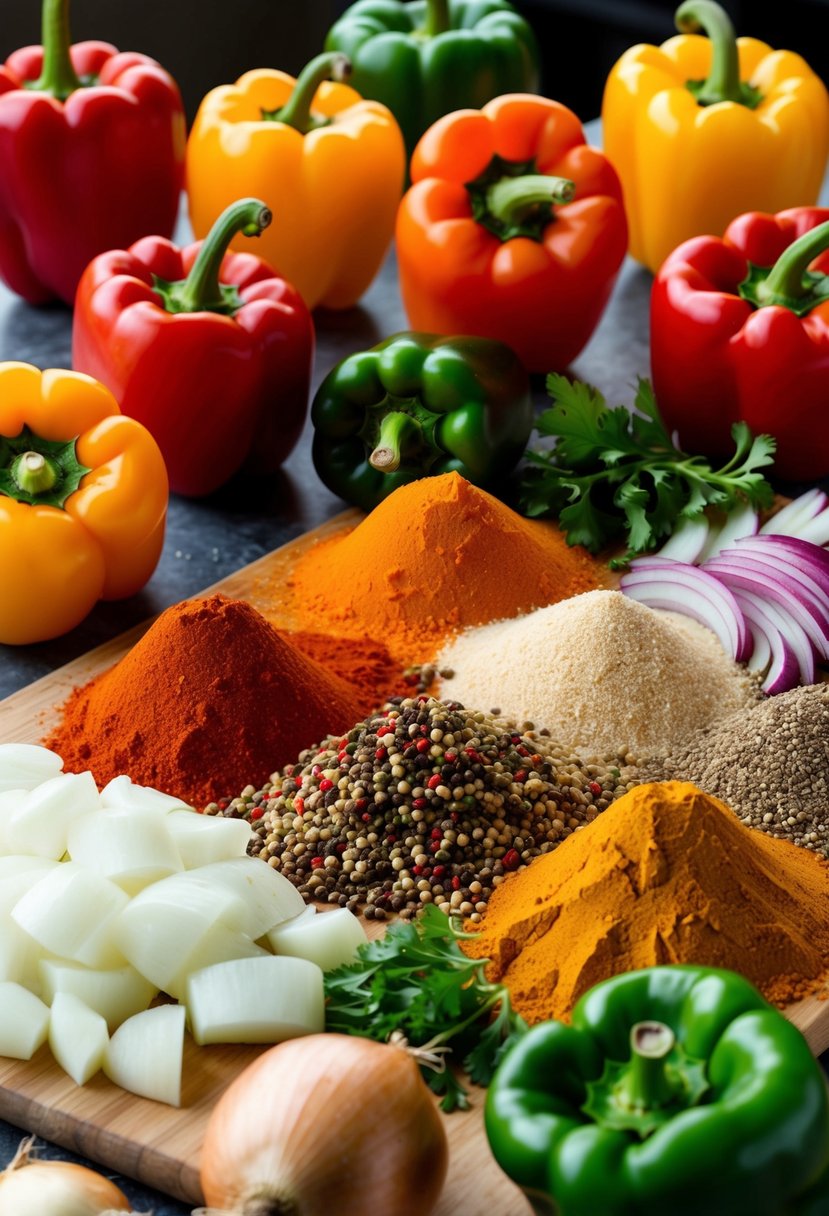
[324,904,525,1110]
[518,377,776,564]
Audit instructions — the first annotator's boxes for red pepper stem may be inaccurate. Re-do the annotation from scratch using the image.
[424,0,451,37]
[11,451,59,495]
[620,1022,676,1110]
[33,0,81,100]
[276,52,351,135]
[675,0,742,105]
[755,221,829,306]
[486,175,575,227]
[369,411,422,472]
[176,198,272,314]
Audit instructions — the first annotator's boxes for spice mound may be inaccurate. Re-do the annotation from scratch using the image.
[462,781,829,1022]
[641,685,829,854]
[209,696,640,920]
[281,472,601,662]
[438,589,759,759]
[46,594,364,808]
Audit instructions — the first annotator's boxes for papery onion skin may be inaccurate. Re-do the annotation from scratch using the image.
[0,1138,132,1215]
[200,1034,449,1216]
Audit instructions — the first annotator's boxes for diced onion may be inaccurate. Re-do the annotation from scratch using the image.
[103,1004,185,1107]
[186,955,325,1045]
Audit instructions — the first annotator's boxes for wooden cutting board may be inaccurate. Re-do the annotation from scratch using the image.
[0,509,828,1212]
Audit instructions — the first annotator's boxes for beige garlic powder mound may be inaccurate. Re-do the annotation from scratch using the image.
[436,589,759,760]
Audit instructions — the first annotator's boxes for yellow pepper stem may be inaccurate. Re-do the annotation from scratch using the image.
[676,0,761,108]
[12,451,59,495]
[31,0,82,100]
[274,52,351,135]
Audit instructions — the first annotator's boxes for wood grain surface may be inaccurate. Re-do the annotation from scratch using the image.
[0,509,827,1211]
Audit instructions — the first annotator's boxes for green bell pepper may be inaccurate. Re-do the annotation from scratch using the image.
[486,965,829,1216]
[311,331,533,511]
[324,0,540,155]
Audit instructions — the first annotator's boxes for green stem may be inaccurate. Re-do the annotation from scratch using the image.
[754,221,829,307]
[32,0,81,100]
[620,1022,676,1110]
[175,199,271,314]
[675,0,744,105]
[486,175,575,228]
[11,452,58,495]
[369,412,423,472]
[424,0,451,37]
[275,52,351,135]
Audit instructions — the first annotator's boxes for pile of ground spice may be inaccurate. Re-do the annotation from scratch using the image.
[46,595,366,808]
[437,590,759,759]
[461,781,829,1022]
[277,472,602,663]
[641,684,829,853]
[208,695,641,920]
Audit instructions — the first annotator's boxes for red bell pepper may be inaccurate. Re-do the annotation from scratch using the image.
[396,95,628,373]
[72,198,314,498]
[0,0,185,305]
[651,207,829,481]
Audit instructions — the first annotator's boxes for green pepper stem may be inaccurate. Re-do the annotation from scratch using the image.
[369,412,422,472]
[675,0,742,105]
[276,52,351,135]
[32,0,81,100]
[754,221,829,306]
[175,199,272,313]
[424,0,451,37]
[620,1022,676,1110]
[486,175,575,228]
[12,451,59,495]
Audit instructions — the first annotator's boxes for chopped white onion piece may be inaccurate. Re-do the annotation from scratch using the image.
[104,1004,185,1107]
[0,914,49,993]
[0,858,60,911]
[66,808,183,894]
[3,771,101,860]
[11,862,129,968]
[695,502,759,562]
[760,488,828,534]
[620,561,751,661]
[39,960,158,1033]
[165,809,253,869]
[653,515,710,564]
[0,744,63,793]
[180,857,306,938]
[163,925,270,1002]
[0,791,28,852]
[48,992,108,1085]
[0,982,49,1058]
[100,775,190,815]
[266,907,367,972]
[186,956,325,1045]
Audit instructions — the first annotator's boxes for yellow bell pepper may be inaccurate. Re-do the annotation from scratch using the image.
[0,362,168,645]
[602,0,829,273]
[186,52,405,310]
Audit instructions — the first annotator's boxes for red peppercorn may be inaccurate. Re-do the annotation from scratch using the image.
[589,781,602,796]
[355,798,367,810]
[452,876,461,890]
[294,797,304,813]
[427,774,442,790]
[319,778,334,792]
[503,848,521,870]
[413,797,427,809]
[375,747,387,760]
[444,750,457,763]
[416,738,430,753]
[464,748,480,764]
[412,865,423,875]
[433,865,446,878]
[250,807,264,821]
[514,769,527,783]
[311,856,324,868]
[361,812,372,823]
[517,745,530,757]
[431,827,442,839]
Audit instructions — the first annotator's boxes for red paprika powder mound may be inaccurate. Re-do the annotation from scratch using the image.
[45,594,366,807]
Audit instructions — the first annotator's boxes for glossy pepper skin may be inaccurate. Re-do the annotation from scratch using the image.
[0,363,168,645]
[651,207,829,482]
[602,0,829,274]
[311,332,533,511]
[186,53,405,311]
[0,0,185,305]
[73,199,314,499]
[397,95,627,373]
[486,965,829,1216]
[324,0,539,156]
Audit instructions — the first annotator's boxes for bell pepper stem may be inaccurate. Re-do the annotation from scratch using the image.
[369,411,422,472]
[424,0,451,37]
[620,1022,676,1110]
[32,0,81,100]
[486,175,575,228]
[754,221,829,306]
[675,0,743,105]
[11,451,59,496]
[175,198,272,314]
[276,52,351,135]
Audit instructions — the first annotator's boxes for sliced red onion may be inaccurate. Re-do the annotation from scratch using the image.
[704,553,829,660]
[696,502,759,563]
[760,488,828,535]
[727,586,816,691]
[734,533,829,580]
[746,623,771,677]
[620,562,752,661]
[655,516,710,564]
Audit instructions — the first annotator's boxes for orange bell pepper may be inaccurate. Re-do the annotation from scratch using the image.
[396,95,627,372]
[0,363,168,645]
[186,53,405,310]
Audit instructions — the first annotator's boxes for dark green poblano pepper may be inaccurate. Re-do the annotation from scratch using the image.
[311,332,533,512]
[486,965,829,1216]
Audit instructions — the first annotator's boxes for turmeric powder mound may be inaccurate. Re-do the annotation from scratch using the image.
[279,472,602,663]
[462,781,829,1022]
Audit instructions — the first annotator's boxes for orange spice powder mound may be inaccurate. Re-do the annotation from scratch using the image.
[462,781,829,1022]
[273,472,603,664]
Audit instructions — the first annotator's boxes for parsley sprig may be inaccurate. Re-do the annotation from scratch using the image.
[519,376,776,568]
[324,905,527,1112]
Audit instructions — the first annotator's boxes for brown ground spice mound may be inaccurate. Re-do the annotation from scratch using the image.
[462,781,829,1022]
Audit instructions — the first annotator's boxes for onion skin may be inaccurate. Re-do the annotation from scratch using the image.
[200,1034,449,1216]
[0,1138,132,1214]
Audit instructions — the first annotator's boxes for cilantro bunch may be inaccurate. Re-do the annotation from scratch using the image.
[324,905,527,1112]
[519,375,776,568]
